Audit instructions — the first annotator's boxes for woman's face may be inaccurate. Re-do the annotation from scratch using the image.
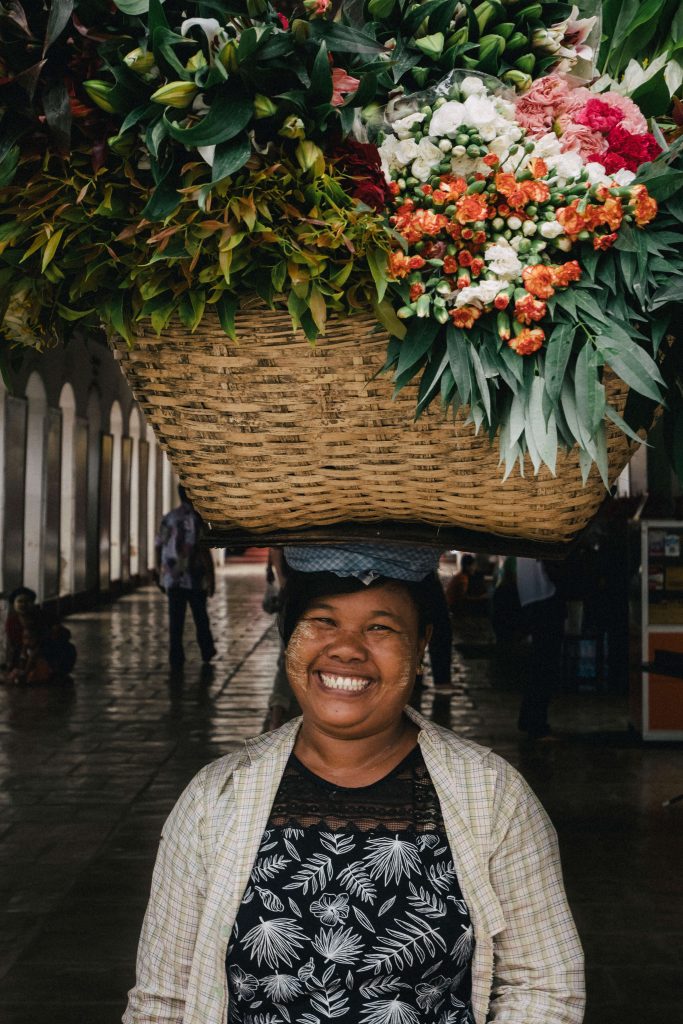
[285,582,430,739]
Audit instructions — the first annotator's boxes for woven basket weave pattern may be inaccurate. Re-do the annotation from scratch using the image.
[111,309,634,543]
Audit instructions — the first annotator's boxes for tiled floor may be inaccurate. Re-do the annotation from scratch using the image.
[0,563,681,1022]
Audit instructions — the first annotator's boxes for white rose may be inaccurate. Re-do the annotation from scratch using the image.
[460,76,487,98]
[484,241,523,281]
[391,111,426,140]
[462,94,498,130]
[428,101,465,138]
[410,138,442,180]
[379,136,419,176]
[454,280,504,308]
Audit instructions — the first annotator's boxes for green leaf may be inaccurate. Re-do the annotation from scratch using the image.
[372,298,407,339]
[469,343,490,421]
[43,0,74,54]
[528,376,558,475]
[366,248,388,302]
[396,318,440,378]
[141,177,180,220]
[164,84,252,147]
[113,0,150,12]
[446,325,471,404]
[544,322,575,404]
[416,348,449,417]
[41,228,65,272]
[310,42,333,104]
[215,293,238,339]
[594,334,665,402]
[575,343,605,437]
[211,133,251,183]
[605,403,647,445]
[308,22,385,54]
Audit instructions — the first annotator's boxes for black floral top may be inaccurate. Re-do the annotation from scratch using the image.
[226,746,475,1024]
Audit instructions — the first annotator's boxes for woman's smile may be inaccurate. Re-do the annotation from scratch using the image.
[316,670,375,694]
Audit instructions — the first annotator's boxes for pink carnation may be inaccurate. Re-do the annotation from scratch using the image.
[557,116,608,159]
[599,92,648,134]
[516,75,591,137]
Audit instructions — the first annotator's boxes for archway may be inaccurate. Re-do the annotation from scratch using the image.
[86,388,102,592]
[146,425,158,571]
[109,401,123,583]
[59,383,77,595]
[23,373,48,597]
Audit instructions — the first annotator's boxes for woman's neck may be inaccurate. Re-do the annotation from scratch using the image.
[294,714,419,788]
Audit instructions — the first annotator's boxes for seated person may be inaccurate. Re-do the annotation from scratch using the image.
[4,587,40,670]
[4,616,53,686]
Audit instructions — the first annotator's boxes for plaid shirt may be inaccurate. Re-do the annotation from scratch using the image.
[123,709,585,1024]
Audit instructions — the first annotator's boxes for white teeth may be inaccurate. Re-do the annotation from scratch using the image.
[319,673,371,692]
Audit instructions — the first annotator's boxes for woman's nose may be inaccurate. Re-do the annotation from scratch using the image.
[325,629,367,662]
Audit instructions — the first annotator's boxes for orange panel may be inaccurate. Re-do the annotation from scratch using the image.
[647,633,683,731]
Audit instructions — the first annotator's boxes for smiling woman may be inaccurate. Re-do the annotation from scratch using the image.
[123,543,585,1024]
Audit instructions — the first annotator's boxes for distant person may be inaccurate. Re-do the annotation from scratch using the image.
[446,554,489,615]
[4,587,41,670]
[516,558,566,740]
[154,485,216,670]
[3,614,54,686]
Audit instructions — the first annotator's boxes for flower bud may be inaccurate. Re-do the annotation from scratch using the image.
[150,81,198,108]
[83,80,118,113]
[497,311,511,341]
[279,115,305,139]
[290,18,311,43]
[295,140,325,176]
[254,94,277,119]
[416,293,431,317]
[123,48,156,74]
[107,134,135,156]
[415,32,445,59]
[502,70,532,91]
[515,2,543,18]
[479,34,506,61]
[446,27,469,47]
[507,215,522,230]
[186,51,207,73]
[515,53,536,74]
[218,40,239,73]
[397,306,415,319]
[522,220,537,237]
[506,32,528,53]
[474,1,496,33]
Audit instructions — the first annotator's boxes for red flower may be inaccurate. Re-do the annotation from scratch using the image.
[470,258,485,277]
[443,256,458,274]
[576,99,623,134]
[593,232,618,251]
[334,139,393,211]
[522,265,556,299]
[276,12,290,29]
[552,261,582,288]
[450,306,481,329]
[354,181,389,210]
[494,292,511,310]
[410,283,425,301]
[458,251,473,268]
[594,126,662,173]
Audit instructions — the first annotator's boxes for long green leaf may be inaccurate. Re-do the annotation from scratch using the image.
[396,318,439,377]
[164,85,252,147]
[594,334,665,401]
[211,133,251,183]
[544,322,575,404]
[43,0,74,54]
[446,326,471,404]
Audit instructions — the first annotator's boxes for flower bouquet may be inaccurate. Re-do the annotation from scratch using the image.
[1,0,682,539]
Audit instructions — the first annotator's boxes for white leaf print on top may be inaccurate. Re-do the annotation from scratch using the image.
[359,997,421,1024]
[309,976,349,1018]
[284,854,333,895]
[319,832,356,856]
[427,860,457,893]
[310,892,350,926]
[452,923,474,965]
[311,924,365,964]
[337,861,377,904]
[243,917,306,969]
[359,912,447,974]
[363,836,421,885]
[252,855,291,884]
[358,977,407,998]
[407,883,446,918]
[261,973,304,1002]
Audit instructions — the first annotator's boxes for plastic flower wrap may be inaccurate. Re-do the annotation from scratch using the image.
[371,70,681,480]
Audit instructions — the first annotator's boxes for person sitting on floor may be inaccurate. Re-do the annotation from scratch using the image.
[3,587,41,671]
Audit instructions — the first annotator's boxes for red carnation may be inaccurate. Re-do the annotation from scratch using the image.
[593,126,662,174]
[576,99,623,134]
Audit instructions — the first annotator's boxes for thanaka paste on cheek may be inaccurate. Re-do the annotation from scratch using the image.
[285,620,316,692]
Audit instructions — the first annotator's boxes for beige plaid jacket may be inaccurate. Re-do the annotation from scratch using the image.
[123,709,585,1024]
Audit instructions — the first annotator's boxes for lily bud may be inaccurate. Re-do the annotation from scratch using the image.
[515,2,543,19]
[83,80,119,113]
[295,140,325,176]
[290,18,311,43]
[368,0,396,16]
[506,32,528,53]
[186,51,207,73]
[107,134,135,156]
[254,94,277,119]
[502,69,532,91]
[496,22,515,39]
[279,115,305,139]
[123,48,156,74]
[415,293,431,318]
[150,81,198,108]
[474,1,496,34]
[414,32,445,59]
[411,67,430,87]
[446,27,469,47]
[515,53,536,74]
[218,40,239,73]
[479,34,506,61]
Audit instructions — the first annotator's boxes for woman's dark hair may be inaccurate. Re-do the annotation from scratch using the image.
[278,569,438,646]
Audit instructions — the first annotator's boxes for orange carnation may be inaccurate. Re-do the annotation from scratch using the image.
[455,194,491,224]
[508,327,545,356]
[601,196,624,231]
[450,305,481,329]
[529,157,548,178]
[388,251,425,279]
[556,200,586,236]
[514,293,547,325]
[522,264,556,299]
[443,256,458,274]
[410,282,426,301]
[593,232,618,251]
[552,260,582,288]
[523,180,551,204]
[630,184,658,227]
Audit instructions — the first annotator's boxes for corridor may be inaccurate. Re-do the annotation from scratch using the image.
[0,563,681,1023]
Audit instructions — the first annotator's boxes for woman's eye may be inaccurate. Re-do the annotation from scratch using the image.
[368,623,394,633]
[309,616,336,627]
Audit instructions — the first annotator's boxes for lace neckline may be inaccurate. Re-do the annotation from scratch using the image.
[290,744,420,794]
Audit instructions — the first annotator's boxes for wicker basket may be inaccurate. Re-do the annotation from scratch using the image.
[110,307,637,545]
